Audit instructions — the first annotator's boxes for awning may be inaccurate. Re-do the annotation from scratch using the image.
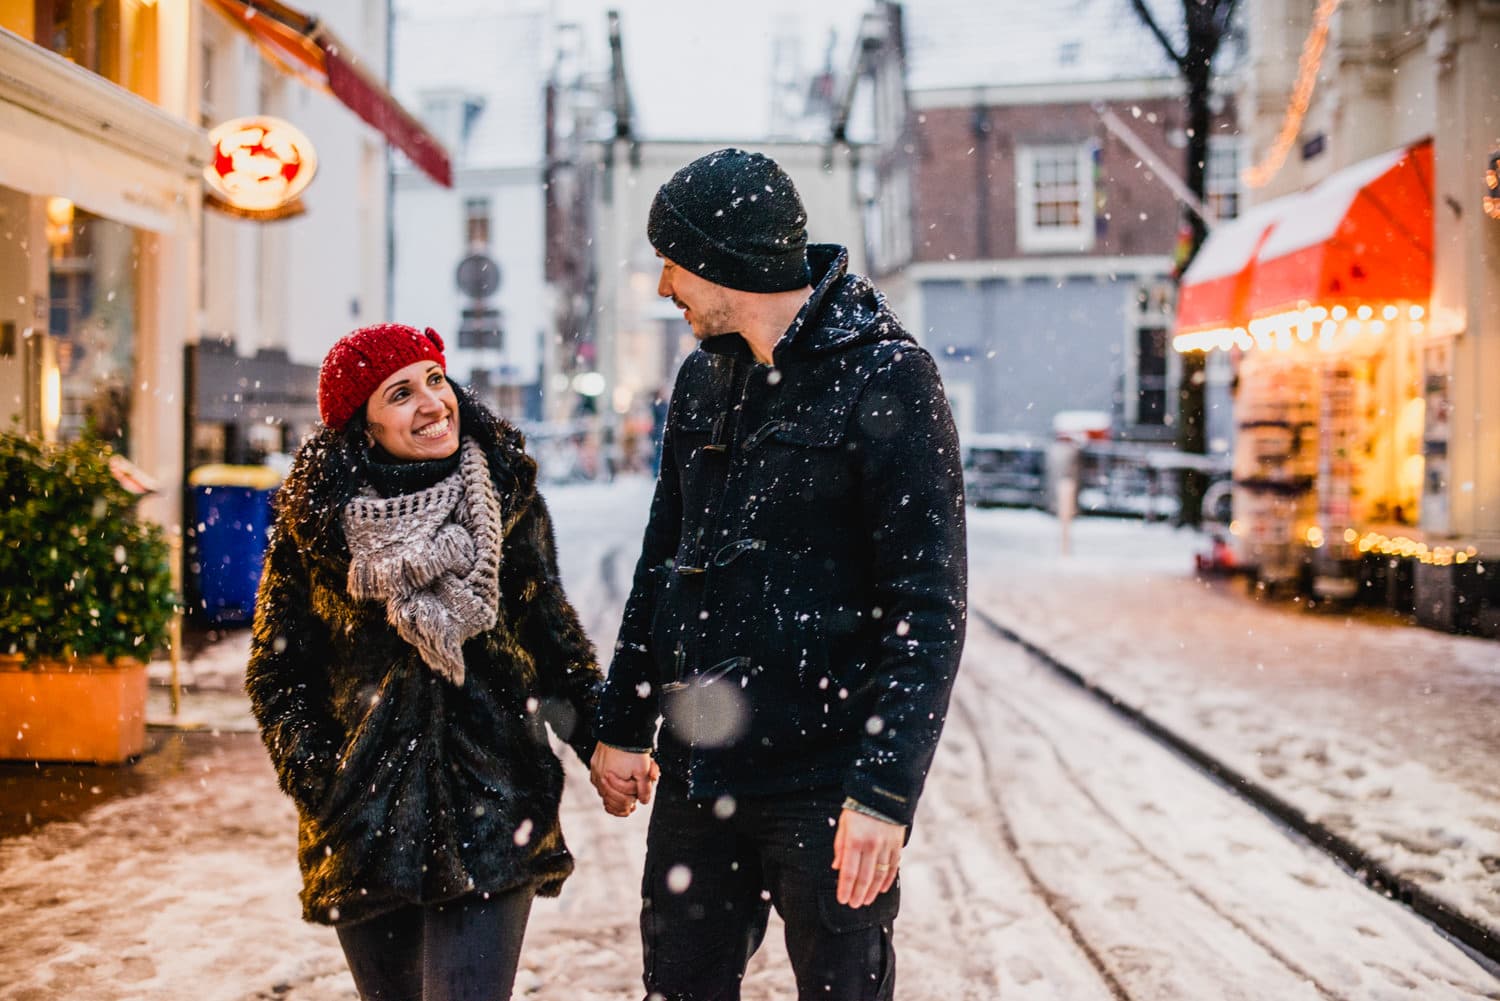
[1176,139,1433,352]
[1174,200,1283,333]
[203,0,452,188]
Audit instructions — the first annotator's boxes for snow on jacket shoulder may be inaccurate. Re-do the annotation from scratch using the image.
[597,244,968,827]
[245,390,600,926]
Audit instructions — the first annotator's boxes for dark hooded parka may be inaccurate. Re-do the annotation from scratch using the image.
[246,389,601,925]
[596,244,968,827]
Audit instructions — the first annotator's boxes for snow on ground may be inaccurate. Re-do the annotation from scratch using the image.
[2,482,1497,999]
[967,506,1500,943]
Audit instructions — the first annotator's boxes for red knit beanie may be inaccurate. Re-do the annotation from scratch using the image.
[317,323,447,430]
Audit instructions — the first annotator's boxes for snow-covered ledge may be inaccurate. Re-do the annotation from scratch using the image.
[0,27,204,179]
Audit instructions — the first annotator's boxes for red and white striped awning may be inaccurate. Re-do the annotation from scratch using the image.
[1176,139,1432,353]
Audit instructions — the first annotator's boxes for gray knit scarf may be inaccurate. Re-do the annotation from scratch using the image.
[341,439,502,686]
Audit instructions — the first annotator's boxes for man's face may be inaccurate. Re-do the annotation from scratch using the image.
[657,253,736,339]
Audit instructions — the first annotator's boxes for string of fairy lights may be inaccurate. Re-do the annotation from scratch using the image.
[1243,0,1343,189]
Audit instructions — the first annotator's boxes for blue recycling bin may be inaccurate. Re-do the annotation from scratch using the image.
[189,465,282,624]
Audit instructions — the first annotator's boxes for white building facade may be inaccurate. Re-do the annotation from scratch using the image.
[196,0,395,462]
[390,0,556,422]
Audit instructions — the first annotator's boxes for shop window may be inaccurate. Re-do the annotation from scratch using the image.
[464,197,491,250]
[1206,139,1243,221]
[47,208,139,455]
[1016,144,1095,253]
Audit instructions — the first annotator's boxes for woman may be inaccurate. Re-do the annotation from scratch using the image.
[246,323,600,1001]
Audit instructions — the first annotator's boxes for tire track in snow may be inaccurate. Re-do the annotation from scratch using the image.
[955,622,1500,999]
[960,658,1349,1001]
[946,687,1134,1000]
[972,603,1500,981]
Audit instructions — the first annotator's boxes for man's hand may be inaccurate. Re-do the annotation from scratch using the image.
[589,743,658,817]
[831,808,905,908]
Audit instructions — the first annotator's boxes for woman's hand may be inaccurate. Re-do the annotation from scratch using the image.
[589,744,658,817]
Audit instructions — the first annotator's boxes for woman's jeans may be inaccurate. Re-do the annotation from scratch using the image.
[335,887,535,1001]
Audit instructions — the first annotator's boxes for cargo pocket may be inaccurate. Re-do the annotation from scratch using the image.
[816,873,901,934]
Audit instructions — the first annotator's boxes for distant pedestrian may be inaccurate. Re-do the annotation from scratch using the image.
[246,323,601,1001]
[648,387,670,476]
[589,149,968,1000]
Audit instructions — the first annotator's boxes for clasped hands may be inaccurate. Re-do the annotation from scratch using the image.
[587,744,903,909]
[588,742,658,817]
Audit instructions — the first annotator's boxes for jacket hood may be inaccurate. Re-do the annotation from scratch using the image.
[275,382,535,557]
[702,244,915,365]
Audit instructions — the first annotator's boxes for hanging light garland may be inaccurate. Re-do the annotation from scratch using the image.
[1243,0,1343,189]
[1485,147,1500,221]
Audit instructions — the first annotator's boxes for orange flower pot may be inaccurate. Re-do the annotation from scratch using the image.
[0,655,149,764]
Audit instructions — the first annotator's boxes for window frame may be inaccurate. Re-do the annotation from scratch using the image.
[1015,142,1096,254]
[1205,136,1245,222]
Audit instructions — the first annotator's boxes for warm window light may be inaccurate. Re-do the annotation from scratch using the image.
[44,196,74,249]
[1330,305,1348,321]
[1382,305,1398,321]
[1409,305,1425,320]
[42,361,62,437]
[1356,305,1373,321]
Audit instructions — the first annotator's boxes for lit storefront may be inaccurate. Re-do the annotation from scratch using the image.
[1176,140,1440,599]
[0,5,203,526]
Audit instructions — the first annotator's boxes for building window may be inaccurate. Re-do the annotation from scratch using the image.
[464,197,491,250]
[1206,138,1243,220]
[1134,325,1169,425]
[39,0,107,74]
[1125,282,1175,428]
[200,42,215,125]
[1016,144,1095,253]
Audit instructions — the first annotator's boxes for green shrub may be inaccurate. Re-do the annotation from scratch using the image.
[0,430,177,663]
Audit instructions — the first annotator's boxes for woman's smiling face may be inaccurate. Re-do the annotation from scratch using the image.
[364,361,460,461]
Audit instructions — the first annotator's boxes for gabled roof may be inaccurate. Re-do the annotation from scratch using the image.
[903,0,1188,92]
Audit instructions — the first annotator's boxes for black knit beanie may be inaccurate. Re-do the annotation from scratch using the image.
[647,148,812,293]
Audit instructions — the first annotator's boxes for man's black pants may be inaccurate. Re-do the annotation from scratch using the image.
[640,779,898,1001]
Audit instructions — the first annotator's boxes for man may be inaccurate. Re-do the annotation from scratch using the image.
[590,148,967,1001]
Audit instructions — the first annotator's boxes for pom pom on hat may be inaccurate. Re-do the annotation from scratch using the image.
[318,323,447,430]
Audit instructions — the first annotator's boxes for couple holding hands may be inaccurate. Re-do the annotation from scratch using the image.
[247,148,967,1001]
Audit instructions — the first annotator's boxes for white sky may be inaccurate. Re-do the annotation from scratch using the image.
[553,0,873,139]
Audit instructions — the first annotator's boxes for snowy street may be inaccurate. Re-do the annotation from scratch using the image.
[1,479,1497,999]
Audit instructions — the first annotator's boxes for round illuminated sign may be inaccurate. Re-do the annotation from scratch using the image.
[204,117,318,213]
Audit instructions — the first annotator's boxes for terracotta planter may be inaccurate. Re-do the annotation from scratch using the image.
[0,654,149,764]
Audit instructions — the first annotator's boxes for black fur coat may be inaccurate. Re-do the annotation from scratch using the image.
[246,390,600,925]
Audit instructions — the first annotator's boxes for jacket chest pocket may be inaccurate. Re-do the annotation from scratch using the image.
[739,407,859,520]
